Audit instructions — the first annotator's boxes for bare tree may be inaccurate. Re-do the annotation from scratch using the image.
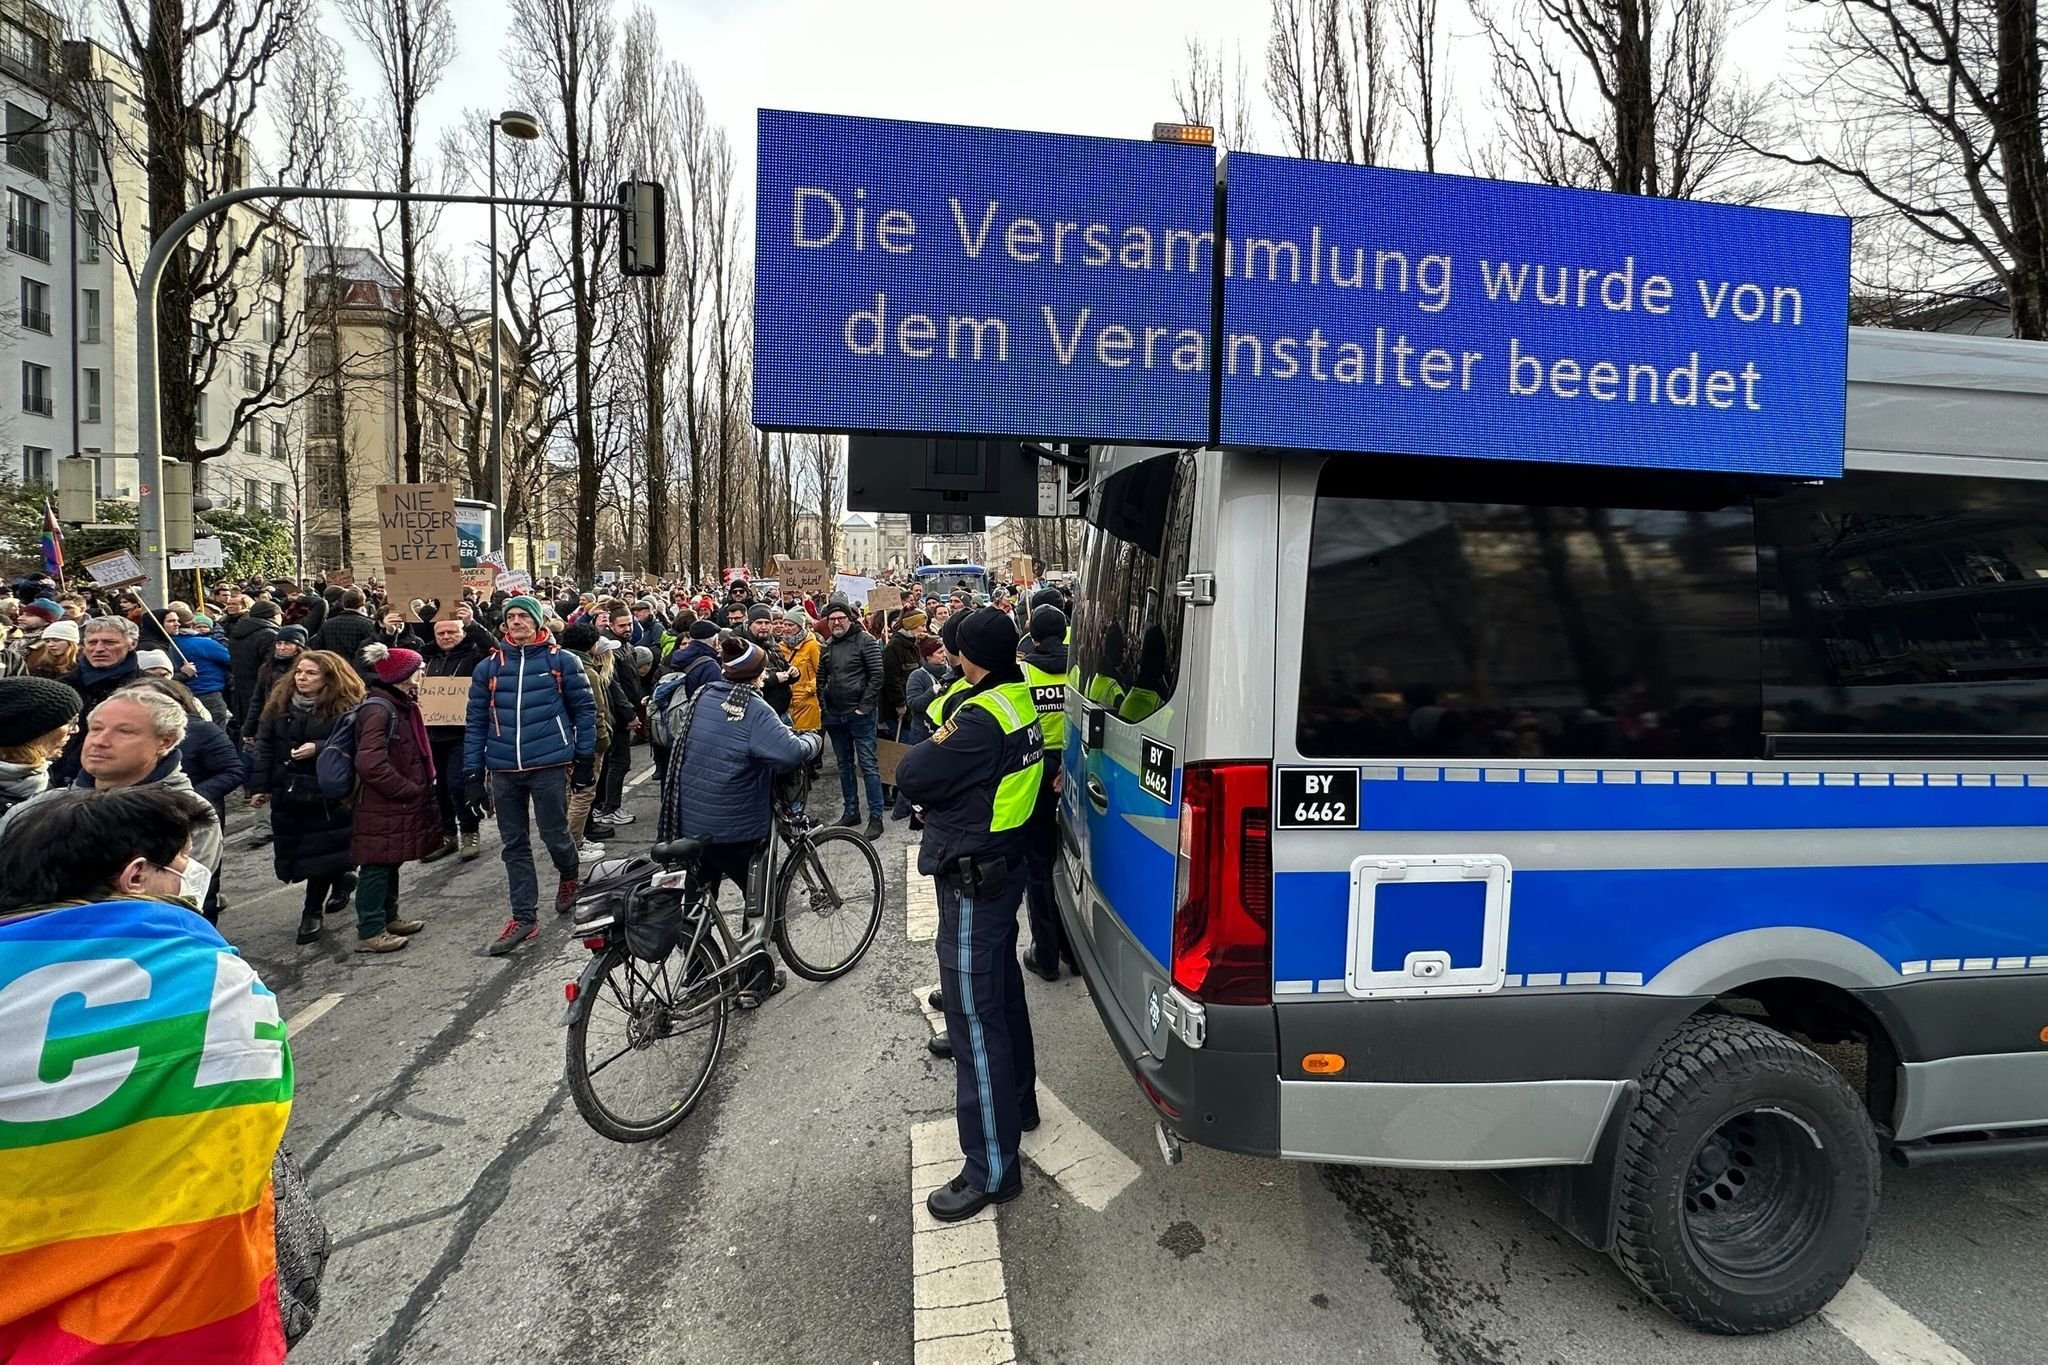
[806,433,841,568]
[702,129,740,575]
[1747,0,2048,338]
[336,0,455,481]
[1172,36,1260,150]
[1391,0,1445,171]
[1473,0,1776,201]
[1265,0,1396,164]
[508,0,618,584]
[80,0,351,471]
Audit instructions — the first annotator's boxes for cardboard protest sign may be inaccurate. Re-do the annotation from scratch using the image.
[1009,555,1034,585]
[867,586,903,614]
[775,558,831,595]
[376,482,464,617]
[414,675,472,728]
[876,737,912,787]
[82,549,146,589]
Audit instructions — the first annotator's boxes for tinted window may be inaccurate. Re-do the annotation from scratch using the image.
[1756,470,2048,739]
[1075,453,1196,722]
[1297,457,1760,760]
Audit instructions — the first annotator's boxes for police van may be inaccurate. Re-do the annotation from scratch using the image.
[1058,324,2048,1333]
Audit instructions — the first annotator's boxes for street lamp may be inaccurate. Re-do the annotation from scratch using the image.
[487,109,541,551]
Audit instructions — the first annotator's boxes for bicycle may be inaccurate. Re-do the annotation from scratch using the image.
[562,781,886,1142]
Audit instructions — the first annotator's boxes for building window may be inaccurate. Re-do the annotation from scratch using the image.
[311,456,341,502]
[81,288,100,342]
[241,350,259,389]
[194,391,206,439]
[243,476,258,510]
[21,444,48,482]
[20,361,49,416]
[260,298,282,343]
[7,189,48,260]
[17,276,47,333]
[82,367,100,422]
[5,103,47,177]
[260,238,283,283]
[0,20,50,81]
[311,388,340,439]
[243,420,259,454]
[270,420,285,460]
[270,481,285,517]
[79,208,99,262]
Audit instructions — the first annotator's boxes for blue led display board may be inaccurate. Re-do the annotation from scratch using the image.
[1217,154,1850,477]
[754,110,1217,444]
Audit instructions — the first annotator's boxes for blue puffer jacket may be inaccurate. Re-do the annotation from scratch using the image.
[659,681,814,843]
[175,632,232,696]
[461,632,598,776]
[664,639,724,696]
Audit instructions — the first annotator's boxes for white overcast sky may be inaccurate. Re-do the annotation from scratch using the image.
[326,0,1803,272]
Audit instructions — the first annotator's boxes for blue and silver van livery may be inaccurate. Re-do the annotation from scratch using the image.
[1058,326,2048,1335]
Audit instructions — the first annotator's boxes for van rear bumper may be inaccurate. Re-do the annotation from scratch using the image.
[1059,878,1282,1157]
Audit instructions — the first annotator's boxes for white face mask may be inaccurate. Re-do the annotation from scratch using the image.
[177,858,214,906]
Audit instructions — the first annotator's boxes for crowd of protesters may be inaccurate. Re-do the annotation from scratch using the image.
[0,562,1064,960]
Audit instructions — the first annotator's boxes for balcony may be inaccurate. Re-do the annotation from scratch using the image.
[7,220,48,260]
[5,139,47,178]
[20,306,48,334]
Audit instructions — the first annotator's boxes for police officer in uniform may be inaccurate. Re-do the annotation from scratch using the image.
[923,609,977,1062]
[1018,603,1071,979]
[897,608,1045,1221]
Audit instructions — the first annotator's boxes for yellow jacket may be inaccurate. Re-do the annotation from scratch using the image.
[786,632,822,731]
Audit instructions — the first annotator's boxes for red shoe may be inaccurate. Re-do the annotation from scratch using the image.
[554,877,580,915]
[487,918,539,956]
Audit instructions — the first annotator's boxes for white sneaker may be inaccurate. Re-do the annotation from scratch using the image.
[605,809,635,825]
[577,841,607,860]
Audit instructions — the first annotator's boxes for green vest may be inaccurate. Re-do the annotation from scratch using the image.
[1020,661,1070,751]
[1084,672,1125,711]
[961,681,1043,832]
[926,675,970,727]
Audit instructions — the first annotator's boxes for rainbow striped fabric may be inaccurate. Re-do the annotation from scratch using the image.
[0,898,293,1362]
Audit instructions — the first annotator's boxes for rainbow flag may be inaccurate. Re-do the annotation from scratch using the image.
[0,899,293,1362]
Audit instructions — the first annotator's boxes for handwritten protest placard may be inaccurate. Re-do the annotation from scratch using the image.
[414,675,472,727]
[377,482,463,618]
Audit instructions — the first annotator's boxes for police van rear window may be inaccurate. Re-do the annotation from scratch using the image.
[1076,453,1196,723]
[1296,456,1762,760]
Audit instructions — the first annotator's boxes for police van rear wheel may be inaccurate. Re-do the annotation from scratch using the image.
[1611,1014,1878,1334]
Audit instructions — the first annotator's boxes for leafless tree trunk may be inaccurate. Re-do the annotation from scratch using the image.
[1392,0,1444,171]
[808,433,840,568]
[1473,0,1777,201]
[1173,37,1260,150]
[704,130,738,575]
[338,0,453,481]
[1748,0,2048,338]
[1265,0,1395,164]
[510,0,617,583]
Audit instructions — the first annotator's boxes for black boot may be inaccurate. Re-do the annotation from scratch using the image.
[835,809,860,827]
[325,873,357,914]
[295,911,323,945]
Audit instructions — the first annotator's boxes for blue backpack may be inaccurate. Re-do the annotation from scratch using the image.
[314,695,399,801]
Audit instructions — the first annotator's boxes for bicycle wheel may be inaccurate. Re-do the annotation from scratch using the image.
[566,932,728,1142]
[772,826,885,981]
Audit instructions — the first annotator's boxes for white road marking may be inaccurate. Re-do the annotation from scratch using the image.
[1823,1273,1976,1365]
[286,993,345,1038]
[906,845,938,942]
[1018,1087,1140,1212]
[625,763,657,789]
[910,1118,1015,1365]
[916,986,1138,1212]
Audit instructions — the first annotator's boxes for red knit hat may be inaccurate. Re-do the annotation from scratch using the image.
[361,642,424,685]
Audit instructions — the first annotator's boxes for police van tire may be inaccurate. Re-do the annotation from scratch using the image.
[1610,1013,1879,1335]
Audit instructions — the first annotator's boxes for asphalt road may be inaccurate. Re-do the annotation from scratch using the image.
[215,743,2044,1365]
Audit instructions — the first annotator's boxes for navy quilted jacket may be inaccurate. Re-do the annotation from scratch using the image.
[659,681,813,843]
[461,633,598,776]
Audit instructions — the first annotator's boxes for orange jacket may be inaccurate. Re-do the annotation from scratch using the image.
[786,632,822,731]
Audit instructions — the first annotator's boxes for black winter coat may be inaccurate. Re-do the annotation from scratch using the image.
[247,702,355,882]
[311,611,376,667]
[178,714,246,810]
[226,614,279,720]
[423,625,493,740]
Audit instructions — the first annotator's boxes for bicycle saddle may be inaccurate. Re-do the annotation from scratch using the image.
[651,836,709,867]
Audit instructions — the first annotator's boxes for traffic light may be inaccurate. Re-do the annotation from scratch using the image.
[163,460,194,553]
[618,180,666,276]
[55,457,94,525]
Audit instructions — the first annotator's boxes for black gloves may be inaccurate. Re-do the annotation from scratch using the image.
[571,755,596,790]
[463,774,489,823]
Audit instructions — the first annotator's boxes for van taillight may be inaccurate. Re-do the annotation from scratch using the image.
[1171,761,1272,1006]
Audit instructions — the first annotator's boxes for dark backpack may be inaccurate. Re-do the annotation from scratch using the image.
[314,695,398,801]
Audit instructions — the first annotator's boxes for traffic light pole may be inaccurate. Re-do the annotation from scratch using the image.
[134,183,629,606]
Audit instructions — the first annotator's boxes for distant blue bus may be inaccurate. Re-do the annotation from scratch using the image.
[914,563,989,602]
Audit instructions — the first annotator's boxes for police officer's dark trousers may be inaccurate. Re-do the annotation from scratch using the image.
[1023,768,1065,967]
[936,867,1038,1192]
